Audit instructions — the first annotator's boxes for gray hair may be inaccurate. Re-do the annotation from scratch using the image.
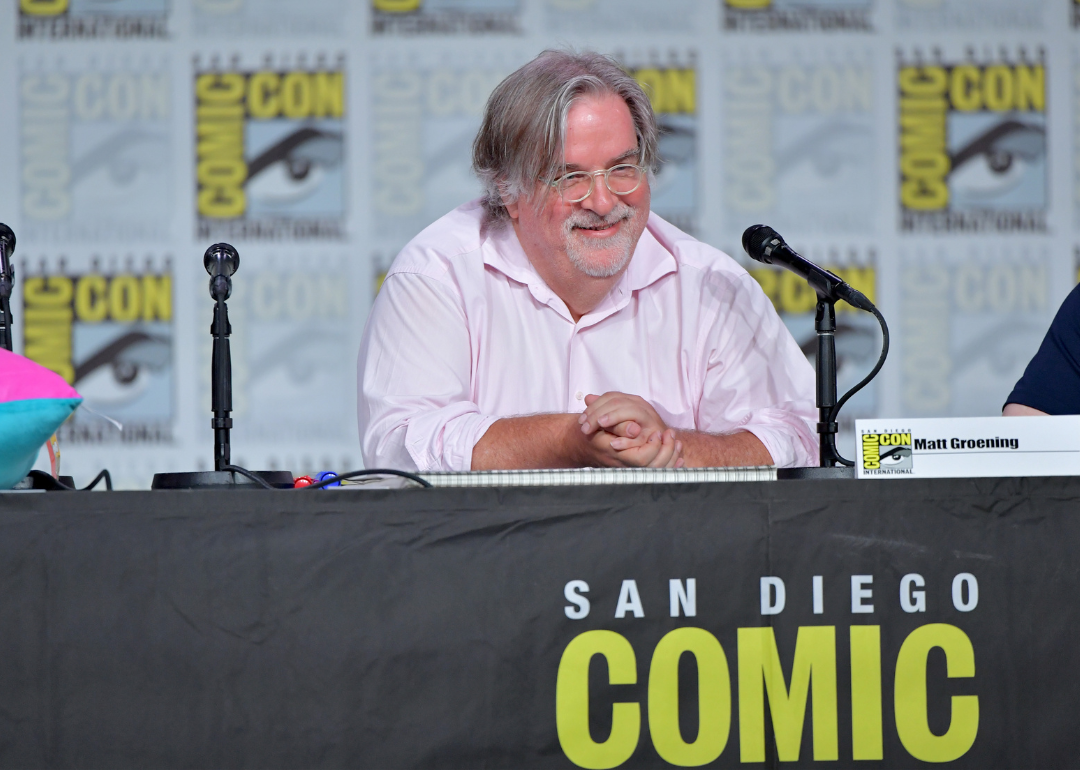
[472,49,658,226]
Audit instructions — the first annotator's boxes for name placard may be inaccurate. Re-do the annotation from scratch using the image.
[855,416,1080,479]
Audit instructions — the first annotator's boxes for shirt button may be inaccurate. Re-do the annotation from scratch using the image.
[575,391,584,401]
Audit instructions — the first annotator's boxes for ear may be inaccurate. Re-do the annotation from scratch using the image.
[503,198,520,220]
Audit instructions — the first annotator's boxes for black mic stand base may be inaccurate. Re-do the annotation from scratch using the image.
[151,470,294,490]
[777,466,855,480]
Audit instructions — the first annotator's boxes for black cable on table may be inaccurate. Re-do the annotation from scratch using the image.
[303,469,433,490]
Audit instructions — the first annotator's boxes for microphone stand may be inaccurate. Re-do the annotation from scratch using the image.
[814,296,845,469]
[776,292,853,479]
[0,225,15,352]
[152,243,292,490]
[210,276,233,471]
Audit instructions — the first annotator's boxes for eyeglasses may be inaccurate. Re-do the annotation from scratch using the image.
[548,163,647,203]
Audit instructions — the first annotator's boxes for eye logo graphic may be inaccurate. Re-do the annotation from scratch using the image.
[22,263,174,444]
[723,57,875,235]
[19,0,168,39]
[898,53,1047,234]
[371,0,522,35]
[861,432,913,473]
[723,0,873,32]
[195,62,346,240]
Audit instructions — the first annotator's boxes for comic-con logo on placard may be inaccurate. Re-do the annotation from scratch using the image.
[627,56,698,235]
[723,0,873,32]
[371,0,522,35]
[195,56,345,241]
[22,257,173,444]
[861,430,913,474]
[898,50,1047,234]
[19,0,168,40]
[20,58,172,242]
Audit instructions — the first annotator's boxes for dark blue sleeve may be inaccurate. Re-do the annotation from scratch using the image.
[1005,283,1080,414]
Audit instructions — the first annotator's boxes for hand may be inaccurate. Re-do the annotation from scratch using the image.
[582,426,684,468]
[578,392,668,450]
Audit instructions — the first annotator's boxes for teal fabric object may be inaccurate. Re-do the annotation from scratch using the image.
[0,398,82,489]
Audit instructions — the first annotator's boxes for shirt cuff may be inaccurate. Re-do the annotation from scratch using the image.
[743,420,818,469]
[404,405,500,472]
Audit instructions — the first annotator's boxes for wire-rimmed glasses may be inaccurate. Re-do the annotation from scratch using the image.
[549,164,647,203]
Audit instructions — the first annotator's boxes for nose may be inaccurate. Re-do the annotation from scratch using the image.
[581,173,616,217]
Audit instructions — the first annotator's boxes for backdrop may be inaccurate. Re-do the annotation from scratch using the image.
[0,0,1072,487]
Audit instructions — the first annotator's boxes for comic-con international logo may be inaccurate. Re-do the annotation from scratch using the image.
[723,55,875,235]
[22,261,173,444]
[861,431,913,474]
[629,62,697,235]
[19,0,168,40]
[723,0,873,32]
[20,61,171,242]
[195,60,345,240]
[898,53,1047,234]
[371,0,522,35]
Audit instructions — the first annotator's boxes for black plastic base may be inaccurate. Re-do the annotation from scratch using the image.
[777,466,855,480]
[19,472,76,490]
[151,470,294,490]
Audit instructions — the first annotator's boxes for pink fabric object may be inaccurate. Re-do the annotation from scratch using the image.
[357,200,817,472]
[0,348,81,403]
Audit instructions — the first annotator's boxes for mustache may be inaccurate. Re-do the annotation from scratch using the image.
[564,203,634,232]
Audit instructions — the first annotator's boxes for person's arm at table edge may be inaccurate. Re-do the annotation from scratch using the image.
[471,414,684,470]
[674,429,773,467]
[471,414,589,470]
[1003,403,1048,416]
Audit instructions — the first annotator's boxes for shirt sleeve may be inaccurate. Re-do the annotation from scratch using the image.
[1005,283,1080,415]
[357,272,498,472]
[695,270,818,468]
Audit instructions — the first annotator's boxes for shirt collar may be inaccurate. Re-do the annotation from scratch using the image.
[480,213,678,304]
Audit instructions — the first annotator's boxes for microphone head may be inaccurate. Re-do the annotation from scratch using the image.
[0,223,15,256]
[742,224,783,263]
[204,242,239,278]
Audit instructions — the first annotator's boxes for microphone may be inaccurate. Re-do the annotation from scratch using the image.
[742,224,873,311]
[0,224,14,261]
[204,242,239,302]
[0,224,14,352]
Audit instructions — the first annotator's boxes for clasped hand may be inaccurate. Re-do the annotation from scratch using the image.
[577,392,684,468]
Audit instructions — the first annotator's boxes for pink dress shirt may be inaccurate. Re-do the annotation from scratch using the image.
[357,200,817,471]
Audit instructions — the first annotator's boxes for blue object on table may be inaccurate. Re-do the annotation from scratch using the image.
[315,470,341,488]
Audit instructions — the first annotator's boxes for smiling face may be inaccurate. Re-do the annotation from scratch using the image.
[505,92,650,298]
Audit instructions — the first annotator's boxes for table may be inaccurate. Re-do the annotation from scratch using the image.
[0,476,1076,768]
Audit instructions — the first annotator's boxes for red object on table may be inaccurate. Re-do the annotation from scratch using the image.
[293,475,315,488]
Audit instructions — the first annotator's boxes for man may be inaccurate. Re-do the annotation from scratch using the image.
[358,50,816,471]
[1003,283,1080,416]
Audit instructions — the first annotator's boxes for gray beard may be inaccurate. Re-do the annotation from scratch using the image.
[563,203,639,278]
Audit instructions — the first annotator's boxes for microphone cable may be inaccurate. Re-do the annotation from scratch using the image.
[826,304,890,467]
[219,465,433,490]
